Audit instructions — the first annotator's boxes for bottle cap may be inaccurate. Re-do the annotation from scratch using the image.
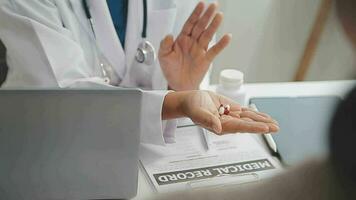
[219,69,244,90]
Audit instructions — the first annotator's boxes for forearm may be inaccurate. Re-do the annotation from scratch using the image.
[162,91,190,120]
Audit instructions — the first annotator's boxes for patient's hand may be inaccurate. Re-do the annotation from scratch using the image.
[163,91,279,134]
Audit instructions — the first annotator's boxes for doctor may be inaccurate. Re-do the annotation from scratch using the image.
[0,0,279,145]
[104,0,231,91]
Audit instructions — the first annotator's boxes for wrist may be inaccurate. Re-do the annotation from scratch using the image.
[168,83,199,92]
[162,91,192,120]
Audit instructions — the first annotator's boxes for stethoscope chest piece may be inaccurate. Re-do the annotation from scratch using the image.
[135,40,156,65]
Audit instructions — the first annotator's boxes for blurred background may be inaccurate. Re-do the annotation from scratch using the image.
[212,0,355,83]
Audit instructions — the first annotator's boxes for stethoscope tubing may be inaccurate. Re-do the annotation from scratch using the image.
[79,0,155,74]
[141,0,148,38]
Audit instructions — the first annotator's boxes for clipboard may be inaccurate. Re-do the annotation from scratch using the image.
[140,125,283,193]
[187,173,259,190]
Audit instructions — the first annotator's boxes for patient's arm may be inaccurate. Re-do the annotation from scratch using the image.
[162,90,279,135]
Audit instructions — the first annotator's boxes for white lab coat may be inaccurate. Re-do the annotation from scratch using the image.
[0,0,208,145]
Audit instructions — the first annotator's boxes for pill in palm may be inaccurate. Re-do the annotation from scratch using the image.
[219,104,231,115]
[219,105,225,115]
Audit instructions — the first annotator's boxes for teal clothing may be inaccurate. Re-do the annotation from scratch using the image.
[107,0,129,49]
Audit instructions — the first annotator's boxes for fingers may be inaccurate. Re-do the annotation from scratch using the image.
[242,107,272,119]
[218,109,280,134]
[180,2,205,36]
[239,111,277,124]
[198,12,223,49]
[240,117,253,122]
[268,123,280,132]
[229,111,241,118]
[194,109,222,134]
[241,118,279,133]
[206,34,232,62]
[239,110,279,133]
[191,3,218,40]
[220,116,270,134]
[159,35,174,57]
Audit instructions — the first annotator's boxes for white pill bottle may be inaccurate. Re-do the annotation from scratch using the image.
[216,69,247,106]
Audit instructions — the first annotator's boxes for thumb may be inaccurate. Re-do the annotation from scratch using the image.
[159,34,174,56]
[193,109,222,134]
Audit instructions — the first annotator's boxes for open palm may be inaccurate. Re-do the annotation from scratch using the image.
[159,2,231,91]
[181,91,279,134]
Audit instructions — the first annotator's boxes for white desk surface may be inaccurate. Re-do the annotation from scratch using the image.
[133,80,355,200]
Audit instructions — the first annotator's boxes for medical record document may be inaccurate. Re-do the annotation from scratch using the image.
[139,120,283,193]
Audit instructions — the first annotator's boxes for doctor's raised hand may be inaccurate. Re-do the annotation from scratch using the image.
[163,91,279,135]
[159,2,231,91]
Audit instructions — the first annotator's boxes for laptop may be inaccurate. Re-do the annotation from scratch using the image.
[250,96,341,166]
[0,89,142,199]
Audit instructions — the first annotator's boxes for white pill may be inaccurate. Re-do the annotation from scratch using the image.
[224,104,231,111]
[219,106,225,115]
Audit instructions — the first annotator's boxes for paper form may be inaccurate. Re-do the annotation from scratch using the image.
[139,124,283,193]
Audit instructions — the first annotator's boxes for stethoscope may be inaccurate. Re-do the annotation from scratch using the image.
[70,0,157,85]
[83,0,156,65]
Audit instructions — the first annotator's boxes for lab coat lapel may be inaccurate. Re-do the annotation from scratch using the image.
[66,0,88,40]
[148,0,177,89]
[124,0,142,78]
[123,0,178,89]
[88,0,126,79]
[120,0,149,88]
